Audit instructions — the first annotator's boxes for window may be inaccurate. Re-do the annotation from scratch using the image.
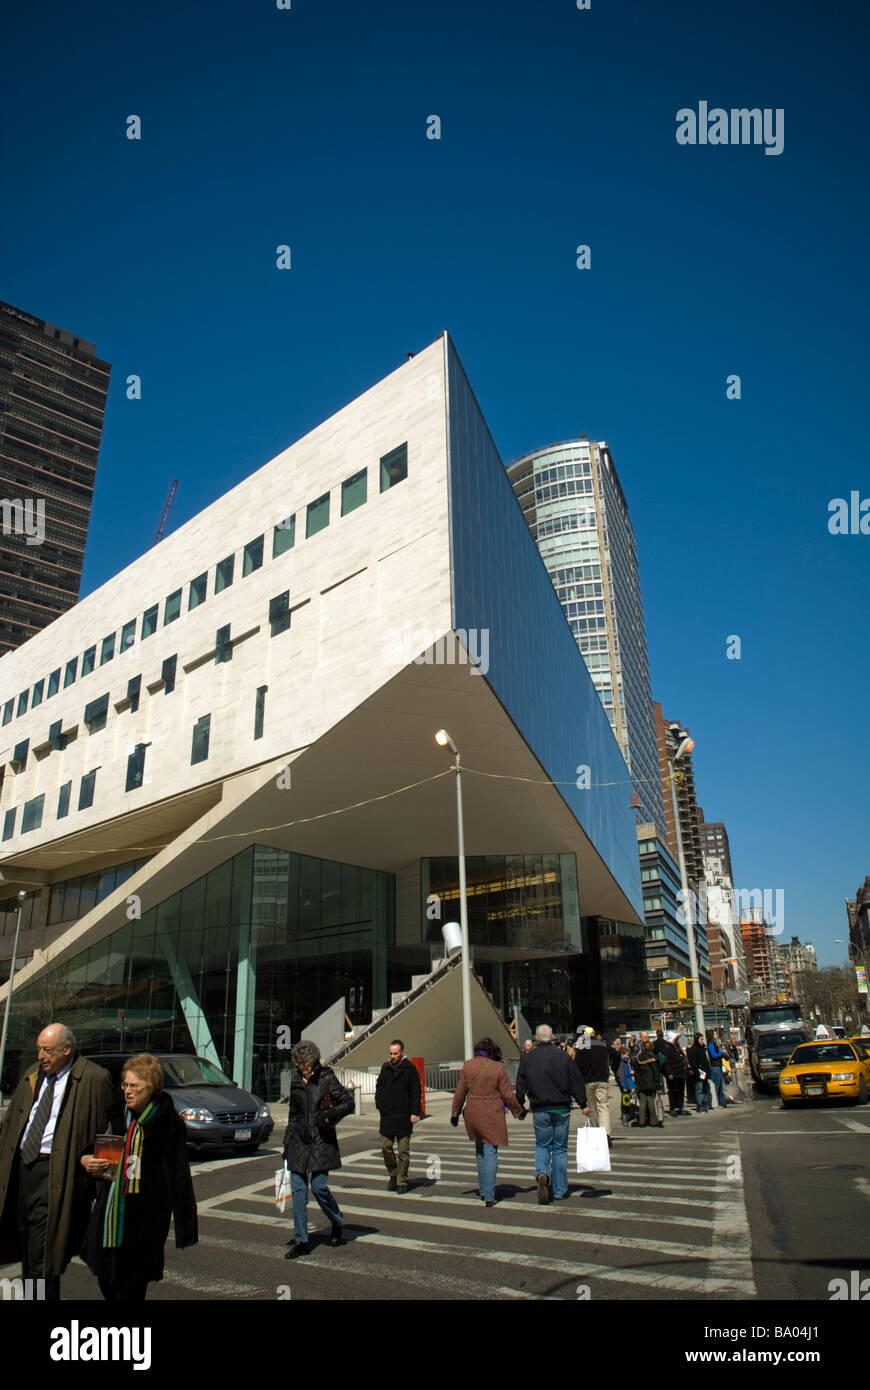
[269,592,291,637]
[48,720,65,752]
[273,516,295,556]
[83,694,109,734]
[31,678,44,708]
[161,655,177,694]
[215,555,234,592]
[141,605,158,639]
[254,685,267,740]
[306,492,330,538]
[16,690,28,717]
[2,809,15,842]
[191,715,211,766]
[47,668,61,698]
[64,658,78,688]
[1,700,11,726]
[11,740,29,772]
[82,646,96,676]
[380,441,408,492]
[100,633,115,665]
[188,573,207,609]
[78,770,97,811]
[57,781,72,820]
[120,619,136,651]
[164,589,182,625]
[127,675,141,714]
[125,744,147,792]
[21,795,44,834]
[215,625,232,664]
[341,469,367,516]
[243,535,264,576]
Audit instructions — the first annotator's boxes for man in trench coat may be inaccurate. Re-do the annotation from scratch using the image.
[0,1023,116,1298]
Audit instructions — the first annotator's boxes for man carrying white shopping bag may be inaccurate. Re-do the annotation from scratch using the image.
[576,1117,611,1173]
[573,1025,613,1149]
[516,1024,589,1204]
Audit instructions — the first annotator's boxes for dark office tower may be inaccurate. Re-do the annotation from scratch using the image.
[0,300,110,656]
[654,701,705,885]
[508,439,665,834]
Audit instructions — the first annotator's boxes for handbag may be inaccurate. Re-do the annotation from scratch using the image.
[576,1118,611,1173]
[275,1161,292,1212]
[654,1092,664,1123]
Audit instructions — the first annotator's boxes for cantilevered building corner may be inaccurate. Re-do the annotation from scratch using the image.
[0,335,641,1089]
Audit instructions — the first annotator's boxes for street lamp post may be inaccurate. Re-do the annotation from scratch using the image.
[665,726,706,1039]
[0,890,27,1100]
[435,730,474,1061]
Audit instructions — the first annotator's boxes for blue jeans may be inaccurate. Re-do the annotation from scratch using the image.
[710,1067,727,1107]
[694,1080,711,1112]
[532,1111,570,1198]
[475,1141,498,1201]
[289,1169,343,1243]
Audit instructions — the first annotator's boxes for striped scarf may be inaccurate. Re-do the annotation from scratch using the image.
[103,1099,157,1249]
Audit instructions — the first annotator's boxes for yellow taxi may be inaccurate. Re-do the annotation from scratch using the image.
[778,1039,870,1107]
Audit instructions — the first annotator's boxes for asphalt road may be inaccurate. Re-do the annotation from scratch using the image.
[14,1082,866,1304]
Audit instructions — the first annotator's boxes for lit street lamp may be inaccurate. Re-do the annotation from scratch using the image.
[434,729,474,1060]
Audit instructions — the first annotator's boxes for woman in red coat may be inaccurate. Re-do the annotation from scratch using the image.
[450,1038,525,1206]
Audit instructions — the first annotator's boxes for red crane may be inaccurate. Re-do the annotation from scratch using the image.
[153,477,179,545]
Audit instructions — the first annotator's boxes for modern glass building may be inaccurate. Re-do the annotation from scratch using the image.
[0,336,644,1092]
[0,300,111,657]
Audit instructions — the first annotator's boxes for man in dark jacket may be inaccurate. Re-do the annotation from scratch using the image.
[515,1024,588,1203]
[374,1039,421,1193]
[661,1034,690,1115]
[573,1025,613,1147]
[0,1023,116,1299]
[635,1041,663,1127]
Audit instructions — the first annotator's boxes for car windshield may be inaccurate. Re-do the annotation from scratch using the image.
[160,1056,234,1087]
[788,1044,857,1064]
[751,1007,801,1026]
[759,1032,805,1050]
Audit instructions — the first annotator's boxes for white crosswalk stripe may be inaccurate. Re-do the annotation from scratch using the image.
[196,1125,757,1298]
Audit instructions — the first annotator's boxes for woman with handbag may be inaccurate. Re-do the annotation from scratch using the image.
[450,1038,525,1206]
[282,1040,354,1259]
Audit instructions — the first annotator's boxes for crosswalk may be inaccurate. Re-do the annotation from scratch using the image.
[196,1121,758,1300]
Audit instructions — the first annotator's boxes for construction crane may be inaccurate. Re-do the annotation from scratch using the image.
[153,477,179,546]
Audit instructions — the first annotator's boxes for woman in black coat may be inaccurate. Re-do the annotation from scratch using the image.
[283,1039,354,1260]
[686,1033,712,1113]
[81,1053,197,1300]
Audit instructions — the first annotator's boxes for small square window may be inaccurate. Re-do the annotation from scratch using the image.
[78,769,97,811]
[47,668,61,698]
[141,605,158,639]
[243,535,264,576]
[100,633,115,665]
[83,694,109,735]
[273,516,295,557]
[215,555,235,592]
[57,781,72,820]
[21,795,44,834]
[269,592,291,638]
[11,740,29,772]
[162,655,177,694]
[16,690,29,717]
[82,646,96,676]
[127,675,141,714]
[31,679,45,709]
[341,469,367,516]
[189,573,207,609]
[191,714,211,766]
[215,626,232,664]
[49,720,65,752]
[306,492,330,538]
[120,619,136,651]
[2,808,15,842]
[164,589,182,625]
[380,442,408,492]
[1,700,12,725]
[125,744,147,792]
[64,658,78,688]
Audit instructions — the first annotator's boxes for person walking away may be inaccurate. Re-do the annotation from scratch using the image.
[450,1038,524,1205]
[635,1042,664,1127]
[0,1023,116,1300]
[515,1024,588,1203]
[374,1039,421,1193]
[282,1040,354,1258]
[80,1054,197,1300]
[574,1025,613,1148]
[687,1033,713,1112]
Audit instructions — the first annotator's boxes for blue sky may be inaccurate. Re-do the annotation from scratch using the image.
[3,0,867,966]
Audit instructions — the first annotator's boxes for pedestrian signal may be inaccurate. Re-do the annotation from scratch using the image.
[659,978,693,1003]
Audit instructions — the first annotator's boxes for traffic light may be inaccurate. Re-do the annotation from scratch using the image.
[659,978,695,1003]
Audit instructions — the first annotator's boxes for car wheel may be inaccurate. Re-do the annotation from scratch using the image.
[857,1078,868,1106]
[781,1099,796,1109]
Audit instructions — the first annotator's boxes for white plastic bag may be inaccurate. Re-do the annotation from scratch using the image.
[275,1161,292,1212]
[576,1119,611,1173]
